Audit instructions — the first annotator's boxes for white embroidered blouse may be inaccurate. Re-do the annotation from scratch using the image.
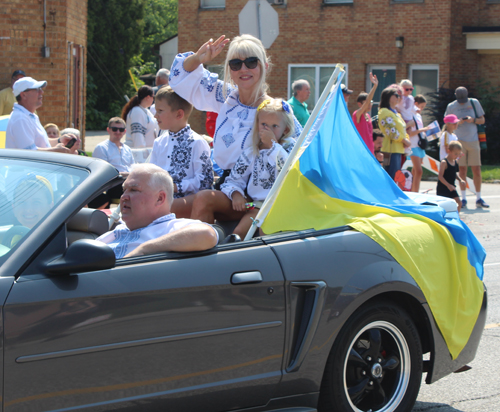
[125,105,158,148]
[169,52,302,171]
[221,138,295,203]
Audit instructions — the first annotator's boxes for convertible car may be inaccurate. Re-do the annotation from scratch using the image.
[0,149,487,412]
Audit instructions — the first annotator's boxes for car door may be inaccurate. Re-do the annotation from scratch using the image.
[3,238,286,412]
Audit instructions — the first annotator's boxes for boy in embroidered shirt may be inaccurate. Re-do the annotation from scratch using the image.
[150,86,213,218]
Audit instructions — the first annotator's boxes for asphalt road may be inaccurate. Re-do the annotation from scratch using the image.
[414,180,500,411]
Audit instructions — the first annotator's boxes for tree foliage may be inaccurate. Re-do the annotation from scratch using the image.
[87,0,145,129]
[86,0,178,129]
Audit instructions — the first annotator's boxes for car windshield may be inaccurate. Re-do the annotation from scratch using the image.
[0,158,88,258]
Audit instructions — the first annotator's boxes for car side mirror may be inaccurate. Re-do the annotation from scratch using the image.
[44,239,116,275]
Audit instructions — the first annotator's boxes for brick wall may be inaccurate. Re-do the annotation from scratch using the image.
[0,0,87,140]
[178,0,500,134]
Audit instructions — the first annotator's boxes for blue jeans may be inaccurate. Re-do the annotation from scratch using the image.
[384,153,402,180]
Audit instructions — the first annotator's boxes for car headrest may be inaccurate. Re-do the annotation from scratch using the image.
[67,208,109,236]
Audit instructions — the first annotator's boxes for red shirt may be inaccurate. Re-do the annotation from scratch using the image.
[352,110,374,154]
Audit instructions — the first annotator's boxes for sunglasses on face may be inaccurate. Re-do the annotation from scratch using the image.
[394,93,401,98]
[405,87,414,91]
[110,127,125,133]
[228,57,259,71]
[25,88,43,93]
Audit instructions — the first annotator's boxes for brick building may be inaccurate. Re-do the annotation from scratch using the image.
[1,0,87,142]
[178,0,500,133]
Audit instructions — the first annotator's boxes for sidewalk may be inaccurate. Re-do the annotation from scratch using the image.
[84,130,108,153]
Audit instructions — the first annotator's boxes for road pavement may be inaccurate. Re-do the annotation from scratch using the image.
[414,180,500,411]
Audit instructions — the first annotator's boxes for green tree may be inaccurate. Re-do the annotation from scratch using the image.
[137,0,178,73]
[86,0,145,129]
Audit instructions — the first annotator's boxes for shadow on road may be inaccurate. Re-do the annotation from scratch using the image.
[413,401,465,411]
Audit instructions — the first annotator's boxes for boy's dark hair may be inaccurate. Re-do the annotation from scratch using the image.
[108,117,125,127]
[155,86,193,118]
[356,92,368,104]
[414,94,427,104]
[373,129,384,141]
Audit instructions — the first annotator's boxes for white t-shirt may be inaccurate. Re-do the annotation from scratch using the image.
[5,103,50,150]
[97,213,217,259]
[125,105,158,148]
[439,131,458,161]
[397,95,416,122]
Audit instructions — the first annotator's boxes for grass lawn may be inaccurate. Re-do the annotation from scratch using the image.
[416,165,500,182]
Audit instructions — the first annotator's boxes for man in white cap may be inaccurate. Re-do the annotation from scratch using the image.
[445,86,487,208]
[5,77,74,152]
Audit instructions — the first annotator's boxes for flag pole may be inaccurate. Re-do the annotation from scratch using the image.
[244,64,345,241]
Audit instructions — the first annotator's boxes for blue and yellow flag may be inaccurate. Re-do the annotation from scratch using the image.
[261,83,485,359]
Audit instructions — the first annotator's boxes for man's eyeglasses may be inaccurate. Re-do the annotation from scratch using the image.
[25,88,43,93]
[110,127,125,133]
[228,57,259,71]
[405,87,414,92]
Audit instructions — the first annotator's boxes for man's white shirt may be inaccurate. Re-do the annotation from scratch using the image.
[6,103,50,150]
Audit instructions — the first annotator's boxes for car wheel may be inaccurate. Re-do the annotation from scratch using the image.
[318,303,422,412]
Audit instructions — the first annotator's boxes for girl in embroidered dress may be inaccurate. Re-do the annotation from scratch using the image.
[121,85,158,148]
[221,99,295,238]
[169,34,302,225]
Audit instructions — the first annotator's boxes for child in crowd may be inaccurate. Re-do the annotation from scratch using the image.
[44,123,60,140]
[439,114,460,161]
[150,86,213,218]
[221,98,295,238]
[352,72,378,153]
[437,141,465,212]
[397,80,416,157]
[407,94,431,192]
[372,129,384,165]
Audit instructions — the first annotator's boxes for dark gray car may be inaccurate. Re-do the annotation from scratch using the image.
[0,150,486,412]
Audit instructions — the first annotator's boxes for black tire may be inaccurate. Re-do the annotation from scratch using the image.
[318,302,423,412]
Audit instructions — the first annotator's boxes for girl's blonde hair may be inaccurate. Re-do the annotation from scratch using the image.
[43,123,60,136]
[223,34,271,106]
[251,98,294,155]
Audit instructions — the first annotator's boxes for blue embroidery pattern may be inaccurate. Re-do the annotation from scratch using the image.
[200,72,217,93]
[240,129,252,150]
[215,83,225,103]
[221,133,235,148]
[111,227,144,259]
[237,108,249,121]
[199,152,213,191]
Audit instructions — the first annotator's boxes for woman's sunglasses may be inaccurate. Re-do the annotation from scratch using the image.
[394,93,401,98]
[228,57,259,71]
[110,127,125,132]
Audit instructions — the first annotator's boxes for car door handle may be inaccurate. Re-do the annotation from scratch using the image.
[231,271,263,284]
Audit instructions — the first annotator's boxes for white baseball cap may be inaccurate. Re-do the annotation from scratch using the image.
[13,77,47,97]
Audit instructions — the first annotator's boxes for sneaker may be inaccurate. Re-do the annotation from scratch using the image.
[461,199,467,208]
[476,198,490,208]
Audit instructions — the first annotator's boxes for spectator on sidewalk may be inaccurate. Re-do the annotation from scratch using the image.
[151,68,171,116]
[341,84,353,104]
[352,73,378,153]
[288,79,311,127]
[0,70,26,116]
[90,117,135,209]
[122,85,157,148]
[445,87,487,208]
[6,77,72,153]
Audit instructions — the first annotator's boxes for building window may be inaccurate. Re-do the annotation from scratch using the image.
[288,64,349,112]
[366,65,397,115]
[200,0,225,8]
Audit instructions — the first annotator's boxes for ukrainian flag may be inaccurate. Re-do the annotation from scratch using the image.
[261,81,485,359]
